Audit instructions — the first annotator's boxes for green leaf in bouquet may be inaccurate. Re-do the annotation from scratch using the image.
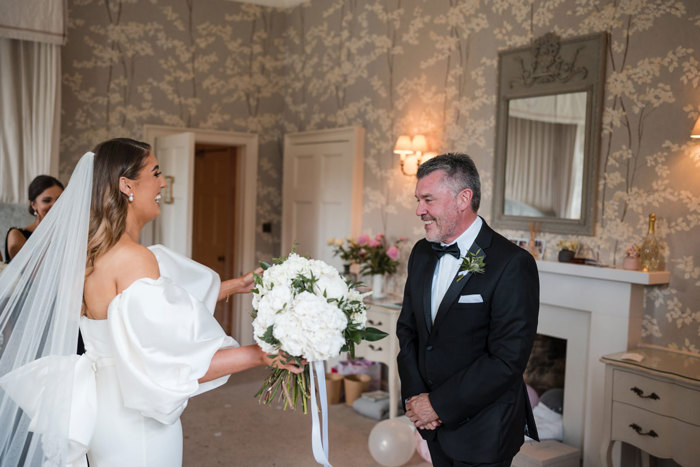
[363,327,388,342]
[260,261,271,270]
[259,325,281,347]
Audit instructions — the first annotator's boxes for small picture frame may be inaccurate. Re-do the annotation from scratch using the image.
[509,237,546,259]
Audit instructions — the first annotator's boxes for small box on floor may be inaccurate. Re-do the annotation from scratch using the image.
[512,440,580,467]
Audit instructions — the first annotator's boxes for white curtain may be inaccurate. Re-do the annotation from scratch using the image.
[505,92,587,219]
[505,117,578,218]
[0,0,64,203]
[0,38,61,203]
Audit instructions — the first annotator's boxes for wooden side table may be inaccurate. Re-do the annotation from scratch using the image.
[355,298,401,418]
[600,347,700,467]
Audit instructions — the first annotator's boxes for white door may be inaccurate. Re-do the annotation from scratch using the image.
[282,127,364,270]
[152,132,195,257]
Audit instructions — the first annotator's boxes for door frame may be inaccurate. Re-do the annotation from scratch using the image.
[143,124,258,345]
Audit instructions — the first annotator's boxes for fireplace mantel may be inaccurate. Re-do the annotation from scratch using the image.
[534,261,670,467]
[537,260,670,285]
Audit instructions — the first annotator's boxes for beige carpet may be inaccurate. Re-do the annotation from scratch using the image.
[182,366,430,466]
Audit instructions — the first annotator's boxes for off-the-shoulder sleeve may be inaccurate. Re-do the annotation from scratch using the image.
[108,277,238,425]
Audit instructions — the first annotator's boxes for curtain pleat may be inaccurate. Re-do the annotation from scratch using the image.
[505,116,580,218]
[0,38,61,203]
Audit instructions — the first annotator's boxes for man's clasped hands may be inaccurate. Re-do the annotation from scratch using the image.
[405,393,442,430]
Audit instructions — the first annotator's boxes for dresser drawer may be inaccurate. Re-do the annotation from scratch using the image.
[611,402,700,466]
[365,308,393,334]
[612,369,700,425]
[356,339,390,363]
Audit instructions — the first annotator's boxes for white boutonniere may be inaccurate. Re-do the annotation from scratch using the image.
[456,249,486,282]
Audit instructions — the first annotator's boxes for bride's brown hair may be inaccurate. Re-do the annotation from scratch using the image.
[85,138,152,278]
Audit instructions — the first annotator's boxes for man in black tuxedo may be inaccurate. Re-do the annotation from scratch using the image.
[397,153,539,466]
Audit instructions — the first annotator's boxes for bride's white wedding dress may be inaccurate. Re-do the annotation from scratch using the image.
[0,245,237,467]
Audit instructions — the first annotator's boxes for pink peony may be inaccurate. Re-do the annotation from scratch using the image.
[368,239,380,248]
[375,233,385,240]
[386,246,399,260]
[399,236,407,242]
[358,234,370,245]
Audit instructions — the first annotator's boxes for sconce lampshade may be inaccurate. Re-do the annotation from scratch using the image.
[692,115,700,139]
[394,135,413,154]
[412,134,428,153]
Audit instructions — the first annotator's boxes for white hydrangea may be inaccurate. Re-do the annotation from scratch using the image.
[251,253,361,362]
[273,292,347,361]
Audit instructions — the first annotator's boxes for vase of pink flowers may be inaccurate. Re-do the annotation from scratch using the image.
[622,244,641,271]
[356,233,404,299]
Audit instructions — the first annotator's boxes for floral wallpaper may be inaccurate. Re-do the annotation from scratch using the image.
[60,0,700,353]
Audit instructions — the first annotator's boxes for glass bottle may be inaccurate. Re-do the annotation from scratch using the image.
[640,213,660,272]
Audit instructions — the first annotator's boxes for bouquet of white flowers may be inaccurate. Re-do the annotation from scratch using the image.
[251,252,386,413]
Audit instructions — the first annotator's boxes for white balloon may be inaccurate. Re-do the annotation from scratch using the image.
[368,418,417,466]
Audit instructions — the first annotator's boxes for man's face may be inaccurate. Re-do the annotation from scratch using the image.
[415,170,462,244]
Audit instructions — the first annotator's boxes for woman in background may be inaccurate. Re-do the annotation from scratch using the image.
[5,175,64,262]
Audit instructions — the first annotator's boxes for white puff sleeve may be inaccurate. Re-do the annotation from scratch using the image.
[108,276,237,425]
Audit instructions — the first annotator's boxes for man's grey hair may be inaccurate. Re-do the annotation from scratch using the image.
[416,153,481,212]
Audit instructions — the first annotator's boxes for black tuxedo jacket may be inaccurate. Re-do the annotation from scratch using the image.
[397,219,539,463]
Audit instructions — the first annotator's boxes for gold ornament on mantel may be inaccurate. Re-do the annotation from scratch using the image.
[640,213,661,272]
[528,222,541,260]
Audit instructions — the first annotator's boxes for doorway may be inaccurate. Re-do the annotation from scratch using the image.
[142,124,259,345]
[192,144,237,335]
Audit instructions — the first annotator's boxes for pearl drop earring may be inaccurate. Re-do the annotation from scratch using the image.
[128,193,134,202]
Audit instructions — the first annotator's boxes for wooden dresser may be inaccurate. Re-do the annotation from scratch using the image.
[600,347,700,466]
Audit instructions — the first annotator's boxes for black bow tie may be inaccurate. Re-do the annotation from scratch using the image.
[431,242,461,259]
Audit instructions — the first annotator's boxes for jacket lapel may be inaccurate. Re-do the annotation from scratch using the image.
[432,220,493,330]
[422,252,437,334]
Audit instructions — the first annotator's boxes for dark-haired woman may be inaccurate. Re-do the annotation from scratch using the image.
[0,138,303,466]
[5,175,64,262]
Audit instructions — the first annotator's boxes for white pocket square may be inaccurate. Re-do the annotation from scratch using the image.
[458,294,483,304]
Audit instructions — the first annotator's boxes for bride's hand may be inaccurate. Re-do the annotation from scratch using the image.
[261,350,306,374]
[238,267,263,293]
[218,267,263,301]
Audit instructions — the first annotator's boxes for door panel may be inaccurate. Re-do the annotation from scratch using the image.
[282,127,364,271]
[192,145,237,335]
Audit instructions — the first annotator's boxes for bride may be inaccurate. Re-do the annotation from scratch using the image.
[0,138,302,466]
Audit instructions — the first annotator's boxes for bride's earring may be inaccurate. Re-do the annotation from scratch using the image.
[128,193,134,203]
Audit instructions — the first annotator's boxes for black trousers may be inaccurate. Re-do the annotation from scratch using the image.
[427,439,514,467]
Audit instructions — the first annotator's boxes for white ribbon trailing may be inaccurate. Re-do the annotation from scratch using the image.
[308,360,332,466]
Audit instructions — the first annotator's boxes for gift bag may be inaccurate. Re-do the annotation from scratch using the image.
[332,359,381,391]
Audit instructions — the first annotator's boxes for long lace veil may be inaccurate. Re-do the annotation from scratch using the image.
[0,152,94,466]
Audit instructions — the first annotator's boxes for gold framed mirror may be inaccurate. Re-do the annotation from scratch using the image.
[492,33,607,235]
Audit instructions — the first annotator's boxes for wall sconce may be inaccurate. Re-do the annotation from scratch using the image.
[691,115,700,139]
[394,134,434,176]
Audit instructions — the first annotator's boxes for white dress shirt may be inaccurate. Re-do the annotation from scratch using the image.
[430,216,483,322]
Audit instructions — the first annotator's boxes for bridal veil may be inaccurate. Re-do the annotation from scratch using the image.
[0,152,94,466]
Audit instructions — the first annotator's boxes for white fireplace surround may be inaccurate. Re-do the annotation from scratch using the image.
[535,261,670,467]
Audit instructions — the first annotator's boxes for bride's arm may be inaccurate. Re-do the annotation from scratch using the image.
[217,268,262,301]
[199,345,303,383]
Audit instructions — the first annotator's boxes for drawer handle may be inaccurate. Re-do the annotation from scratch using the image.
[629,423,658,438]
[368,319,383,326]
[630,386,660,400]
[369,344,383,351]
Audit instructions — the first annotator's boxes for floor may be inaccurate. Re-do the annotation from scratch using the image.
[181,366,430,467]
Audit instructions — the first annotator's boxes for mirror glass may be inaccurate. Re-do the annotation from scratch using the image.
[504,91,587,220]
